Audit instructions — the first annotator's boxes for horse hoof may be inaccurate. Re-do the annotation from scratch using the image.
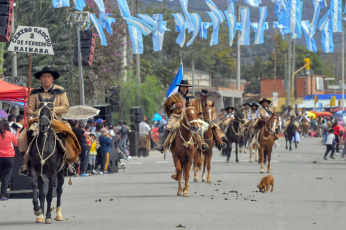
[183,191,189,197]
[177,191,183,196]
[202,177,206,182]
[34,210,42,216]
[207,179,211,183]
[260,170,264,174]
[56,215,63,221]
[267,169,271,173]
[35,214,45,223]
[249,159,253,163]
[193,178,198,182]
[236,160,239,163]
[45,219,52,224]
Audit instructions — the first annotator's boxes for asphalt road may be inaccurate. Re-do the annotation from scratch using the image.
[1,137,345,230]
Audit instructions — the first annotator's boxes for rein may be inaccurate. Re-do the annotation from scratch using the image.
[231,120,242,136]
[179,119,195,148]
[262,116,277,140]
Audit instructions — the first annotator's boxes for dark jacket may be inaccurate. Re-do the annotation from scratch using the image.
[99,135,111,154]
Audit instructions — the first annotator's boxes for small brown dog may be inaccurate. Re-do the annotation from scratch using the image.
[257,175,274,193]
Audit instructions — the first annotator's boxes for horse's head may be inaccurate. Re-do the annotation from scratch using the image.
[266,113,278,134]
[203,107,213,123]
[235,110,245,124]
[184,103,199,133]
[38,93,56,133]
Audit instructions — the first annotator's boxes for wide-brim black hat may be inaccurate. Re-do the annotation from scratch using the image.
[259,98,271,105]
[34,67,60,80]
[243,102,251,106]
[199,89,208,96]
[251,103,259,108]
[224,106,235,111]
[175,80,192,87]
[287,106,292,109]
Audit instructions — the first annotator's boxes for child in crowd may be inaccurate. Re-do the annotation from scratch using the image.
[89,133,97,174]
[324,129,335,160]
[97,128,112,175]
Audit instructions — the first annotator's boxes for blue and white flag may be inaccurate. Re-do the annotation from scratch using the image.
[128,25,144,54]
[117,0,131,18]
[292,0,303,39]
[276,3,289,34]
[317,9,330,31]
[172,13,187,47]
[251,6,267,44]
[200,22,212,39]
[310,0,327,36]
[52,0,70,8]
[93,0,105,14]
[205,0,225,23]
[89,13,107,46]
[152,14,170,52]
[329,0,342,32]
[137,14,157,27]
[224,2,237,46]
[126,16,154,36]
[237,7,250,46]
[207,11,220,46]
[166,65,184,98]
[273,22,286,39]
[244,0,262,8]
[301,20,317,52]
[179,0,194,32]
[289,0,302,35]
[74,0,86,11]
[186,13,202,47]
[99,14,116,35]
[273,0,287,13]
[321,19,334,53]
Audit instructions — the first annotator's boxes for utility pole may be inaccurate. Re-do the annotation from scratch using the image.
[292,39,296,99]
[274,33,277,92]
[342,15,345,111]
[11,3,17,78]
[192,57,195,96]
[236,6,241,90]
[287,36,292,106]
[135,0,140,85]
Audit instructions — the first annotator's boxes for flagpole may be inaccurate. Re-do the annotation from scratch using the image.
[342,12,345,111]
[192,57,195,96]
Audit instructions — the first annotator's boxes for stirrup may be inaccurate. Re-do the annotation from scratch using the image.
[156,145,165,153]
[18,166,30,177]
[200,143,209,151]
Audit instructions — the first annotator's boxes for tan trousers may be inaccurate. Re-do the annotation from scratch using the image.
[212,122,225,139]
[166,114,182,130]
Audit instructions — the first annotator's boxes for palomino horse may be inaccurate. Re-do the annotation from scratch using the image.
[28,93,66,224]
[257,113,278,173]
[193,107,214,183]
[171,103,200,197]
[243,122,258,163]
[300,117,310,137]
[285,116,298,151]
[224,111,244,163]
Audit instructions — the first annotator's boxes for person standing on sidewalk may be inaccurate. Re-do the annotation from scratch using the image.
[332,121,341,152]
[117,120,128,156]
[98,128,112,174]
[321,120,328,144]
[324,129,335,160]
[0,120,18,201]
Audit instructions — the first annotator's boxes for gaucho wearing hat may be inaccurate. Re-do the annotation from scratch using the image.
[189,89,227,150]
[157,80,208,152]
[18,67,74,176]
[282,105,299,132]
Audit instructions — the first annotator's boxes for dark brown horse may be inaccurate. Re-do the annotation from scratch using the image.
[193,107,214,183]
[257,113,278,173]
[224,111,245,163]
[171,103,200,197]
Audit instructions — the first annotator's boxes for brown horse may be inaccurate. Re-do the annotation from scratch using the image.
[193,107,214,183]
[171,104,200,197]
[257,113,278,173]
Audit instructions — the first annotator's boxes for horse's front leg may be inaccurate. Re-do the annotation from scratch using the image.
[289,137,292,151]
[267,148,272,173]
[36,176,46,223]
[31,169,43,222]
[173,157,183,196]
[235,141,239,163]
[56,169,64,221]
[193,150,201,182]
[285,137,288,150]
[45,172,57,224]
[206,152,212,183]
[202,154,207,182]
[183,156,193,197]
[259,148,264,173]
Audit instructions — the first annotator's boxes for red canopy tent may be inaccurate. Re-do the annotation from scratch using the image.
[0,79,30,103]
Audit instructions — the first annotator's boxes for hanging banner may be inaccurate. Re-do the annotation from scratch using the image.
[8,26,54,55]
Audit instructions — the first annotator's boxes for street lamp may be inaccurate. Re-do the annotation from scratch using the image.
[67,11,90,105]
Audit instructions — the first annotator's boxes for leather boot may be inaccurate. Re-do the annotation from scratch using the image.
[156,130,170,153]
[195,131,208,151]
[219,137,227,150]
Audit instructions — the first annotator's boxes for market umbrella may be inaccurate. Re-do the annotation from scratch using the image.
[307,111,316,118]
[0,109,8,118]
[62,105,100,120]
[315,112,322,117]
[323,112,332,116]
[152,113,162,121]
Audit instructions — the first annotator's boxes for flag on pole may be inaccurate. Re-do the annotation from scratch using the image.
[329,0,342,32]
[251,6,267,45]
[172,13,187,47]
[125,16,154,36]
[74,0,86,11]
[166,65,184,98]
[237,7,250,46]
[128,25,144,54]
[52,0,70,8]
[200,22,212,39]
[186,13,202,47]
[205,0,225,23]
[207,11,220,46]
[244,0,262,8]
[301,20,317,52]
[224,2,237,46]
[116,0,131,18]
[152,14,170,52]
[321,19,334,53]
[179,0,194,32]
[291,0,303,39]
[317,9,330,31]
[89,13,107,46]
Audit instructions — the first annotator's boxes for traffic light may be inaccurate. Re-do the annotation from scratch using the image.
[338,99,341,107]
[314,95,318,103]
[304,57,311,70]
[330,96,336,107]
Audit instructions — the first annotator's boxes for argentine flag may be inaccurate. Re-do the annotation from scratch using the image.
[52,0,70,8]
[166,65,184,98]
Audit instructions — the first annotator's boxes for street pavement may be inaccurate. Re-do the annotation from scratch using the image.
[1,137,345,230]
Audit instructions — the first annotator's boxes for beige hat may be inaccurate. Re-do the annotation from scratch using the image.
[101,128,109,135]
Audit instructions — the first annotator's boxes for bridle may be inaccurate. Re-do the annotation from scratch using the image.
[37,101,55,132]
[264,115,278,137]
[182,107,200,130]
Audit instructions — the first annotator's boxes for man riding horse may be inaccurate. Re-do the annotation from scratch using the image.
[190,89,227,150]
[157,80,208,152]
[299,107,310,125]
[282,105,299,132]
[18,67,78,176]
